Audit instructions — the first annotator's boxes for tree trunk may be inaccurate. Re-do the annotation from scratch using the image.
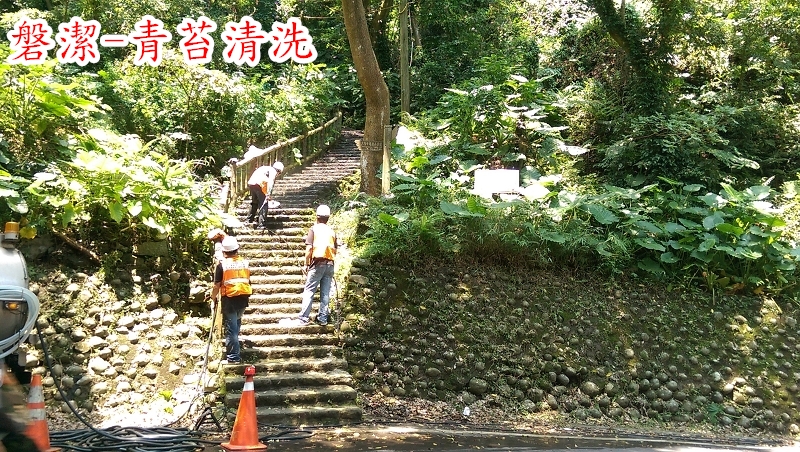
[342,0,391,196]
[369,0,394,45]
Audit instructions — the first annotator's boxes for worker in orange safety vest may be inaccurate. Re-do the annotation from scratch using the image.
[210,236,252,364]
[294,204,338,326]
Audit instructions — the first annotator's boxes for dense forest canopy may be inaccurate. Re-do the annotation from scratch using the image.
[0,0,798,294]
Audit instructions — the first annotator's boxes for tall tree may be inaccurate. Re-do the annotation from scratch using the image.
[583,0,692,114]
[342,0,391,196]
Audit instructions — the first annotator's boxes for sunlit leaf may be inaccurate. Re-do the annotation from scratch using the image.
[108,201,124,223]
[127,201,143,217]
[378,212,400,226]
[702,212,725,230]
[19,226,36,239]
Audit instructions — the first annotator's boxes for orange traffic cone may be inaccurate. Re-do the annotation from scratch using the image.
[25,374,60,452]
[221,365,267,451]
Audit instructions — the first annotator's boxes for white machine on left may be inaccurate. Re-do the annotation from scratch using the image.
[0,221,40,361]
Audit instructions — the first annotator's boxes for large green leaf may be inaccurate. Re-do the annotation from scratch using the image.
[109,201,124,223]
[634,237,666,251]
[0,188,18,197]
[699,193,727,208]
[698,237,717,252]
[638,258,664,274]
[62,203,76,227]
[678,218,702,229]
[715,223,744,236]
[586,204,619,225]
[127,201,143,217]
[702,212,725,230]
[664,222,686,234]
[540,231,566,243]
[635,220,663,235]
[440,201,482,217]
[660,252,680,263]
[378,212,400,226]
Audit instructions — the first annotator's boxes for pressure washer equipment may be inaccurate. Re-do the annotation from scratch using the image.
[0,222,40,360]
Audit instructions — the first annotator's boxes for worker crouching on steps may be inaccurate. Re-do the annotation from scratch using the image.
[295,205,338,326]
[246,161,284,228]
[210,236,252,364]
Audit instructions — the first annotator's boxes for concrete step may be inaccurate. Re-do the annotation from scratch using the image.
[245,265,304,275]
[227,405,363,427]
[237,333,339,347]
[248,293,303,304]
[225,369,354,390]
[225,385,357,409]
[249,283,305,294]
[244,312,305,323]
[224,357,347,376]
[240,345,343,360]
[234,235,308,245]
[248,274,306,284]
[237,254,305,265]
[245,303,302,315]
[240,322,335,335]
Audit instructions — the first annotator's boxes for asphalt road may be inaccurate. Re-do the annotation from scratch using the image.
[201,423,798,452]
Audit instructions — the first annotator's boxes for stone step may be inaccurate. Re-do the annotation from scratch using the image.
[224,357,347,375]
[245,249,306,258]
[260,220,313,229]
[234,235,308,244]
[227,405,363,427]
[240,322,335,335]
[248,294,303,304]
[237,254,305,265]
[248,274,306,284]
[244,312,304,323]
[225,385,357,409]
[249,283,305,294]
[237,333,339,347]
[245,303,302,315]
[240,345,343,360]
[245,265,304,275]
[225,369,354,390]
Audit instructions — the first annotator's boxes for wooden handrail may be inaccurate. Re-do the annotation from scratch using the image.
[224,112,343,213]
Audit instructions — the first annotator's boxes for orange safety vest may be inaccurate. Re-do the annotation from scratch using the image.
[311,223,337,261]
[221,256,252,297]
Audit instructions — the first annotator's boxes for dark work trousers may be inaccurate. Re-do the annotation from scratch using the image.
[248,184,266,223]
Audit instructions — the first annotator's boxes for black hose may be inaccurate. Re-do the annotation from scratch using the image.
[36,319,314,451]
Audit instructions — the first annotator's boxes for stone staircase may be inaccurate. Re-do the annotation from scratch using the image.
[221,129,363,426]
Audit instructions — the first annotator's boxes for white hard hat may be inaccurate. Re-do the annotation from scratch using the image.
[206,228,226,241]
[316,204,331,217]
[272,161,284,172]
[221,236,239,252]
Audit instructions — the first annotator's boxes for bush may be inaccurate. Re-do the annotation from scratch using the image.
[25,128,220,273]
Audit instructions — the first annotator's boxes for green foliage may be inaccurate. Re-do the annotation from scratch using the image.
[410,68,584,183]
[97,53,342,170]
[598,108,759,187]
[0,44,108,168]
[25,128,219,270]
[0,160,30,220]
[412,0,540,111]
